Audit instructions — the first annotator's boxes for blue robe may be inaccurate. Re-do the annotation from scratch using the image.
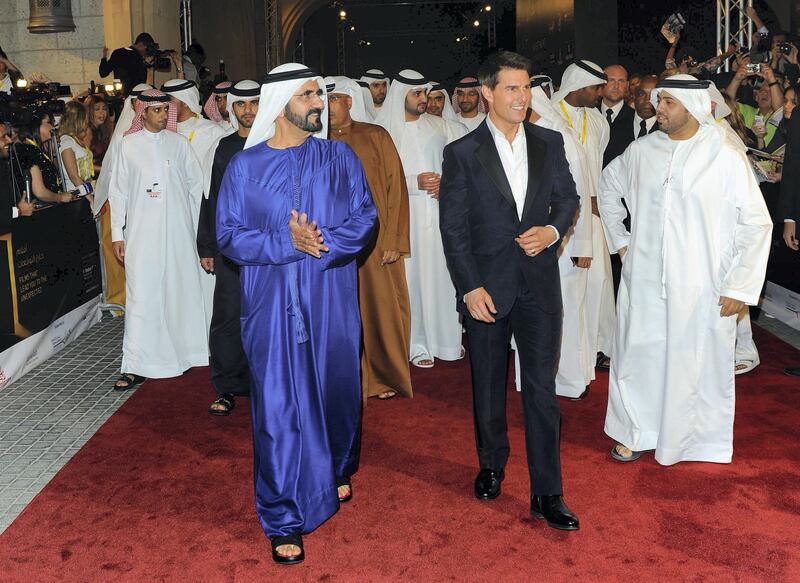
[216,137,376,538]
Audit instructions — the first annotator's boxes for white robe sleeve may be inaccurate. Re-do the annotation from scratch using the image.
[598,149,632,254]
[720,149,773,305]
[108,140,129,242]
[180,138,205,226]
[562,133,594,258]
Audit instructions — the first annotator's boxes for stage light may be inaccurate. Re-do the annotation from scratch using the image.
[367,41,372,46]
[339,9,347,19]
[473,19,480,27]
[350,25,356,31]
[456,37,461,42]
[485,4,492,11]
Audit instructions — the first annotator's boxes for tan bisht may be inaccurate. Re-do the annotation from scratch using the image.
[330,120,412,401]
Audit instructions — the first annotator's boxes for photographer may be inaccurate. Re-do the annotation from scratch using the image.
[0,120,34,226]
[99,33,163,96]
[725,56,786,152]
[10,112,73,205]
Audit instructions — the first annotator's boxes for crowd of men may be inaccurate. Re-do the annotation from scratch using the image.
[3,18,789,564]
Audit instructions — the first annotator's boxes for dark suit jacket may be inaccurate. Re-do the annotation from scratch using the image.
[779,113,800,221]
[439,121,579,318]
[602,103,636,168]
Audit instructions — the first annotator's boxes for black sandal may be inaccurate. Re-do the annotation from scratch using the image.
[113,373,146,391]
[208,393,235,416]
[336,476,353,503]
[271,534,305,565]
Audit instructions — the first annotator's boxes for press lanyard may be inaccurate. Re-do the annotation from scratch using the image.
[559,101,587,144]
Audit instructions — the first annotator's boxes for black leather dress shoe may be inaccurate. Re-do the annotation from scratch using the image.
[474,469,504,500]
[530,495,580,531]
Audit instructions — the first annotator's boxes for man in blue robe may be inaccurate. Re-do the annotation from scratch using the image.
[216,63,377,565]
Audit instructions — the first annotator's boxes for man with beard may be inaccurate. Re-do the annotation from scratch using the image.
[599,75,771,464]
[326,76,413,402]
[216,63,376,564]
[360,68,389,117]
[453,76,487,132]
[427,82,468,142]
[378,69,463,369]
[197,80,260,416]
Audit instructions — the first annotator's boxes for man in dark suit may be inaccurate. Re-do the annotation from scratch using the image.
[601,64,636,169]
[0,120,33,231]
[439,51,581,531]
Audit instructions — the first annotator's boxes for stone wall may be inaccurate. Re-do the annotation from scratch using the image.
[0,0,108,92]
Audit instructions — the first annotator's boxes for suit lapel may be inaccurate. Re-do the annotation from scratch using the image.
[521,123,546,222]
[475,127,517,214]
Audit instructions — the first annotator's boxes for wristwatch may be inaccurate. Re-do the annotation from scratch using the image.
[176,67,184,73]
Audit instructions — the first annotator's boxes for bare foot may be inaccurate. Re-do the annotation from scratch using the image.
[275,544,301,558]
[337,484,351,501]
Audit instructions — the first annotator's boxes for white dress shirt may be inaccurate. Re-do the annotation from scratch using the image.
[485,115,559,240]
[633,113,658,139]
[602,99,625,123]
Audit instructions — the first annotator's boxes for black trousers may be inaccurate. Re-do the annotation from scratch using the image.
[209,253,251,397]
[464,288,563,495]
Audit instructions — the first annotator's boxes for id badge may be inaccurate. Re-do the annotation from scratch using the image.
[147,182,162,199]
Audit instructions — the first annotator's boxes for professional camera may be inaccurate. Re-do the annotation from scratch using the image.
[778,41,795,55]
[4,82,67,119]
[143,41,174,71]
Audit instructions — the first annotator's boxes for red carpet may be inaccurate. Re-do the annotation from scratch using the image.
[1,327,799,582]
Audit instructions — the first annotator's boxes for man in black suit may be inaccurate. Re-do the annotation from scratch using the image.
[601,65,636,169]
[0,120,33,230]
[439,51,581,531]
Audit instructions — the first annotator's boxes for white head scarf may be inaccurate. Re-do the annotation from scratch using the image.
[650,74,727,192]
[551,60,608,104]
[649,74,715,127]
[428,82,459,122]
[707,81,732,120]
[530,75,554,98]
[244,63,327,150]
[161,78,202,116]
[113,83,152,143]
[360,68,390,87]
[378,69,432,149]
[226,79,261,131]
[355,79,378,120]
[324,76,370,123]
[452,77,487,114]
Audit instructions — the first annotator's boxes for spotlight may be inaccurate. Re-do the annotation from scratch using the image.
[456,37,461,42]
[485,4,492,11]
[473,19,480,27]
[350,25,355,31]
[366,41,372,46]
[339,9,347,19]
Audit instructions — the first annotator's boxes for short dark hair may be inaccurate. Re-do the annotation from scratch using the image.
[478,51,531,90]
[134,32,155,45]
[188,43,205,57]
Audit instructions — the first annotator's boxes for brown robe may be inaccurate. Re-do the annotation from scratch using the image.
[330,121,413,401]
